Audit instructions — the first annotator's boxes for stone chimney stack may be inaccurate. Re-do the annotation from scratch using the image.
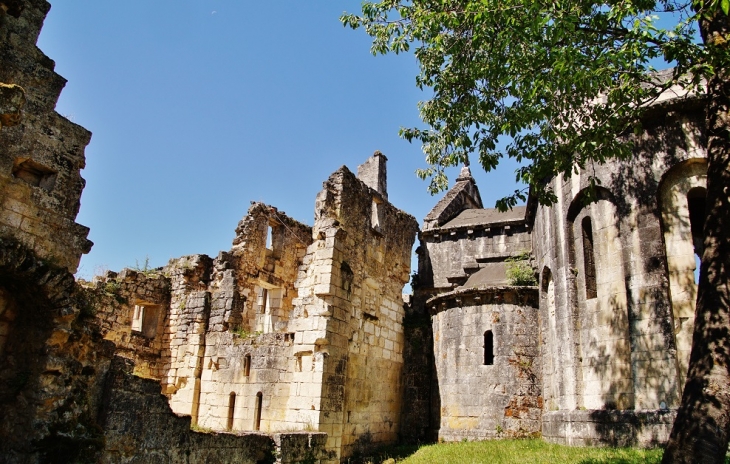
[357,151,388,199]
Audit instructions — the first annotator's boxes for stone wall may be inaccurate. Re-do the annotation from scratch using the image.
[0,238,116,463]
[0,0,92,274]
[542,409,676,448]
[531,97,706,442]
[399,295,436,443]
[100,356,329,464]
[0,3,114,462]
[229,203,312,334]
[91,156,418,462]
[91,269,170,379]
[290,161,419,460]
[428,286,541,441]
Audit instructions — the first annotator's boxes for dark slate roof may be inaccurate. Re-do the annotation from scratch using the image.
[440,206,527,230]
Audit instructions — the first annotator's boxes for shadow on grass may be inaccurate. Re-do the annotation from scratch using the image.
[343,439,730,464]
[343,443,423,464]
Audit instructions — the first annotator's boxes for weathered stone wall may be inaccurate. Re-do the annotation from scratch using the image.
[428,286,541,441]
[91,269,170,379]
[420,217,532,290]
[230,203,312,334]
[399,295,436,443]
[0,238,115,463]
[157,205,314,433]
[532,97,706,443]
[101,356,329,464]
[0,3,115,462]
[291,160,418,460]
[0,0,92,274]
[541,409,676,448]
[658,158,707,384]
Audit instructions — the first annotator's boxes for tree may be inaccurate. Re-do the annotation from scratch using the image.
[342,1,729,462]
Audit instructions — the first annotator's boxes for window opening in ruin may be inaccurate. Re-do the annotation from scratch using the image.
[581,217,598,300]
[131,305,143,332]
[244,354,251,377]
[296,355,303,372]
[227,392,236,430]
[255,285,281,333]
[266,224,273,250]
[12,158,57,192]
[131,304,159,338]
[687,187,707,284]
[371,197,384,233]
[254,392,263,431]
[484,330,494,365]
[258,287,269,315]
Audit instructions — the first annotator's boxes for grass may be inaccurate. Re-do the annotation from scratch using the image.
[349,439,665,464]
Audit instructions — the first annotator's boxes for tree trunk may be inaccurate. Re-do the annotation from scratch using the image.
[662,11,730,464]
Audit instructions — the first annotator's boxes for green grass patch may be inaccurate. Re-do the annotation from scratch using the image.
[348,439,664,464]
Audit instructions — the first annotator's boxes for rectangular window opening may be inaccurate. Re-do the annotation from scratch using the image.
[12,158,57,192]
[484,330,494,365]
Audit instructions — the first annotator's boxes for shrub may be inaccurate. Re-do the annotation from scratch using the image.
[505,251,537,286]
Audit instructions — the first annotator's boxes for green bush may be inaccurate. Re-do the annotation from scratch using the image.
[505,251,537,286]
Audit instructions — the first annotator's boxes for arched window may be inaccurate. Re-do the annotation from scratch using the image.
[254,392,263,431]
[484,330,494,365]
[227,392,236,430]
[582,217,597,300]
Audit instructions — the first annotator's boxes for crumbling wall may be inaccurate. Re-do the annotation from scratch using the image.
[0,238,115,463]
[428,286,541,441]
[0,0,92,274]
[91,268,170,379]
[230,203,312,333]
[0,3,114,462]
[291,158,419,460]
[101,356,329,464]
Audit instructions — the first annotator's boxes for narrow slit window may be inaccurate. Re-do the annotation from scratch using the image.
[265,224,273,250]
[371,197,383,232]
[484,330,494,365]
[254,392,263,431]
[582,217,598,300]
[243,354,251,377]
[687,187,707,257]
[227,392,236,430]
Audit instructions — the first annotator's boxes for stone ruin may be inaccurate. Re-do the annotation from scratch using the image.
[0,1,711,463]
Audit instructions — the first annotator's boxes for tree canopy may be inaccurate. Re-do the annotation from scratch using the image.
[342,0,719,209]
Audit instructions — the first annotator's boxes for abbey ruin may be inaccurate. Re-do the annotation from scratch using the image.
[0,1,709,463]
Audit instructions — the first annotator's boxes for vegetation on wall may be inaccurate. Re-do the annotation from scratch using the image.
[505,251,537,286]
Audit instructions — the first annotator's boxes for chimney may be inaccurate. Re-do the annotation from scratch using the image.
[357,151,388,199]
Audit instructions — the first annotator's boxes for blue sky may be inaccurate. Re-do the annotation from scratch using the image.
[38,1,524,280]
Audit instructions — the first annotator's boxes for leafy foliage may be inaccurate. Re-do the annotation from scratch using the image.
[505,251,537,286]
[341,0,711,209]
